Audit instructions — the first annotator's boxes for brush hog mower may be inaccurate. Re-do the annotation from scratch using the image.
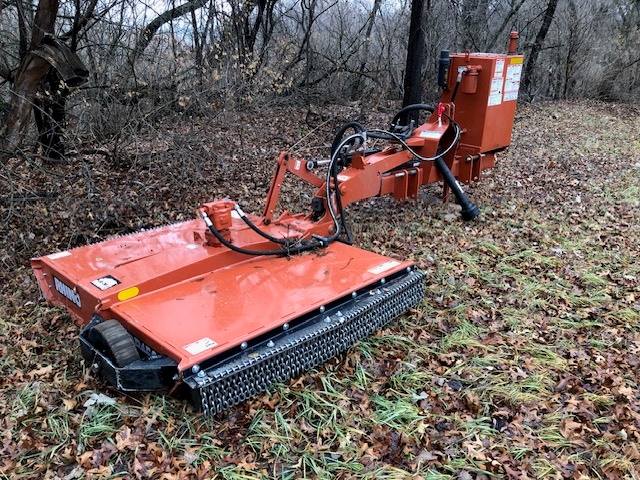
[32,36,523,416]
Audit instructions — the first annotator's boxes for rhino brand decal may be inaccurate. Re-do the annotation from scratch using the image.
[53,277,82,308]
[133,336,157,357]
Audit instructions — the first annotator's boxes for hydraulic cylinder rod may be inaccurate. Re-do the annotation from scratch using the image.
[434,157,480,221]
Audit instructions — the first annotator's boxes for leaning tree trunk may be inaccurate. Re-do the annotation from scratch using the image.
[521,0,560,97]
[132,0,209,62]
[0,0,60,165]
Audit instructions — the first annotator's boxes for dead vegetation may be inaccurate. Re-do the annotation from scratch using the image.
[1,100,639,479]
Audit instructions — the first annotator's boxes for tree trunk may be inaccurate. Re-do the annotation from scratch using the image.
[33,70,68,160]
[521,0,560,97]
[1,0,60,165]
[402,0,428,122]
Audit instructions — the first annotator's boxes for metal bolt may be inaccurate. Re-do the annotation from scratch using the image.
[283,323,290,331]
[381,278,386,284]
[197,370,206,378]
[240,342,248,350]
[319,305,325,313]
[267,340,275,348]
[336,311,343,317]
[407,267,412,273]
[324,316,331,323]
[192,364,201,374]
[352,291,357,298]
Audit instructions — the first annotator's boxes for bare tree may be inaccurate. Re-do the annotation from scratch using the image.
[521,0,560,97]
[132,0,209,62]
[1,0,59,164]
[403,0,429,110]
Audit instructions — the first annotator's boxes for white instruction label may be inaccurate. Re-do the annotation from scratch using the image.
[419,130,442,139]
[488,76,504,107]
[368,260,401,275]
[184,337,218,355]
[503,64,522,102]
[91,275,120,290]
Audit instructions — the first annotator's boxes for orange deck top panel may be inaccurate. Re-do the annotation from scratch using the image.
[32,216,327,322]
[110,241,412,371]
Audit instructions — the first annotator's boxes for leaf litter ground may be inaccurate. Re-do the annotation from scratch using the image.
[0,100,639,479]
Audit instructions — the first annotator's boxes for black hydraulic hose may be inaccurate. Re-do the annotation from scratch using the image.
[234,204,293,245]
[330,121,366,156]
[314,152,343,245]
[390,103,435,127]
[200,211,323,256]
[314,132,366,245]
[451,81,461,104]
[205,134,367,254]
[332,167,353,244]
[366,131,399,141]
[450,69,466,104]
[433,157,480,221]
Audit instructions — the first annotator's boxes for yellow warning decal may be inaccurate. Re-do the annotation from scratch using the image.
[510,57,524,64]
[118,286,139,301]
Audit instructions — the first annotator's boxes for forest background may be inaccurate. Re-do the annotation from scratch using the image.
[1,0,639,154]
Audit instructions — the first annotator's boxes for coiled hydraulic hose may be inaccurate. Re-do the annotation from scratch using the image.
[313,132,366,245]
[233,204,295,245]
[201,134,360,256]
[331,108,478,221]
[330,121,366,156]
[390,104,435,128]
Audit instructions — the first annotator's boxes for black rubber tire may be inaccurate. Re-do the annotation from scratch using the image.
[88,320,140,368]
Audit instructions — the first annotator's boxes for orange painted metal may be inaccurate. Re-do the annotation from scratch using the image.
[441,53,523,159]
[112,242,410,371]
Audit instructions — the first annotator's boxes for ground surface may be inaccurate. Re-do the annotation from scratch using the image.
[1,100,639,479]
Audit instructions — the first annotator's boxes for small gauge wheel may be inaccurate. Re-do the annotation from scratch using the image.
[88,320,140,368]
